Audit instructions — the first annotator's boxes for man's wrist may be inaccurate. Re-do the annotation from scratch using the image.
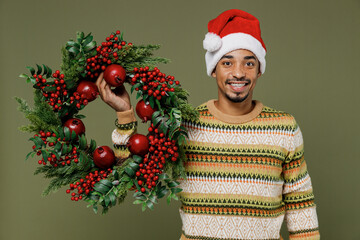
[116,106,136,124]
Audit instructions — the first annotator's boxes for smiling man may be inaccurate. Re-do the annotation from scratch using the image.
[97,9,320,240]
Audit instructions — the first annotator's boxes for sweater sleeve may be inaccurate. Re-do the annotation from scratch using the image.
[282,119,320,239]
[111,106,138,163]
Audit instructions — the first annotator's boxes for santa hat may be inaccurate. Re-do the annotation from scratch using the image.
[203,9,267,76]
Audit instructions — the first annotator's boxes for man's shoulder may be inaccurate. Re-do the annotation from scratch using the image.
[260,104,299,129]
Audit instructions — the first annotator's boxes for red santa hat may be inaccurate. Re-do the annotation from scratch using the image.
[203,9,267,76]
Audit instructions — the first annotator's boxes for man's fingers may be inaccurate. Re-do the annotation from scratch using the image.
[95,72,104,88]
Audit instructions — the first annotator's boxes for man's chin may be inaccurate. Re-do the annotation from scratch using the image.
[225,93,249,103]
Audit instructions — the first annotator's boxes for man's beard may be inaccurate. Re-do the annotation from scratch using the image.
[225,77,250,103]
[225,92,249,103]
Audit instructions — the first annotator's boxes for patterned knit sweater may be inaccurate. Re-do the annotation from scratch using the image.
[111,99,320,240]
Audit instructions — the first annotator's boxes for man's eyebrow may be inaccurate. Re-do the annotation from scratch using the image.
[244,56,256,60]
[220,55,234,60]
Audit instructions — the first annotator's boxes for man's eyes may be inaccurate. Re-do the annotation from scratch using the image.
[246,62,255,67]
[222,61,231,66]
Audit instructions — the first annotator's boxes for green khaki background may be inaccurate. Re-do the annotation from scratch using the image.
[1,0,359,239]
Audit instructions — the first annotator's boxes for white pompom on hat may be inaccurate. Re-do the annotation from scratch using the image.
[203,9,267,76]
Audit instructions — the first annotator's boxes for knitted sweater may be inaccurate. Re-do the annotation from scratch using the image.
[112,99,320,240]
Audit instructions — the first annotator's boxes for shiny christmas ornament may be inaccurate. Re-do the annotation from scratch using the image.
[64,118,85,136]
[136,100,156,122]
[103,64,126,87]
[127,134,149,156]
[93,146,116,169]
[76,81,99,102]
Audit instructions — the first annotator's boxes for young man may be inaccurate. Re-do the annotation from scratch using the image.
[96,9,320,240]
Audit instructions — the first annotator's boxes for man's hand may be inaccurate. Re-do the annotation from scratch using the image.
[96,72,131,112]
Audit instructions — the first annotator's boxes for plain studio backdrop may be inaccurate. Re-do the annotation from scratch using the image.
[1,0,359,239]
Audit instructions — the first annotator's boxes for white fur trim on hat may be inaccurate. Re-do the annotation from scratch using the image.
[205,32,266,76]
[203,32,222,52]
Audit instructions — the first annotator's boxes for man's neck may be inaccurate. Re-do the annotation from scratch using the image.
[214,94,255,116]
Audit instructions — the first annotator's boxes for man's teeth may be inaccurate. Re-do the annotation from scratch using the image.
[230,83,245,87]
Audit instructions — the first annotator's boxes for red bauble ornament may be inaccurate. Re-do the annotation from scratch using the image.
[136,100,156,122]
[103,64,126,87]
[76,81,99,102]
[64,118,85,136]
[127,134,149,156]
[93,146,115,169]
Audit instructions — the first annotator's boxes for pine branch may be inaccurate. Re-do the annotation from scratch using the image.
[60,47,81,85]
[42,172,86,196]
[14,97,32,115]
[115,45,170,71]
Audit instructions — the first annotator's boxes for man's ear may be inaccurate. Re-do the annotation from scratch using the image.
[211,69,216,78]
[257,64,261,77]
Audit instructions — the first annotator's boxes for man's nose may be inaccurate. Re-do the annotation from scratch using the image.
[232,66,245,79]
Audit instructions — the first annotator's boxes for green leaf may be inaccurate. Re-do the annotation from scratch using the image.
[79,134,87,150]
[68,47,80,55]
[152,112,162,126]
[157,188,169,199]
[77,31,85,43]
[36,64,42,75]
[92,205,98,214]
[71,130,77,141]
[82,35,93,46]
[19,74,28,79]
[158,173,169,180]
[149,96,155,109]
[168,181,180,188]
[29,136,45,148]
[146,200,154,210]
[109,192,116,206]
[45,65,52,78]
[25,151,35,161]
[29,76,36,84]
[159,122,167,134]
[136,90,143,100]
[124,166,135,177]
[54,142,62,152]
[74,114,86,119]
[26,66,35,75]
[148,194,157,204]
[104,195,110,207]
[133,199,143,205]
[93,182,111,194]
[112,170,119,180]
[47,137,57,143]
[42,64,48,76]
[132,155,143,164]
[84,41,96,51]
[129,162,139,171]
[43,86,56,92]
[66,41,77,47]
[89,139,96,152]
[167,194,172,205]
[131,83,141,94]
[41,150,49,162]
[99,179,113,188]
[64,127,71,141]
[142,202,147,212]
[171,187,182,194]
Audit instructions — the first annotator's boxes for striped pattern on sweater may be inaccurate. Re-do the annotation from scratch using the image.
[112,100,320,240]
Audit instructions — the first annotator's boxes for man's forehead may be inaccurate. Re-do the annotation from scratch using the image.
[221,49,257,59]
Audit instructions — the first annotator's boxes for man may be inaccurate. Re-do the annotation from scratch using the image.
[96,9,320,240]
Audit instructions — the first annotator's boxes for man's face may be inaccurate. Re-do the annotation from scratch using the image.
[211,49,261,103]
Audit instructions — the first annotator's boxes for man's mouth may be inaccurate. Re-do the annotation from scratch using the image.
[226,80,250,92]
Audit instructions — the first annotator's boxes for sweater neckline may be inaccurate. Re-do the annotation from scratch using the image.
[206,99,263,124]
